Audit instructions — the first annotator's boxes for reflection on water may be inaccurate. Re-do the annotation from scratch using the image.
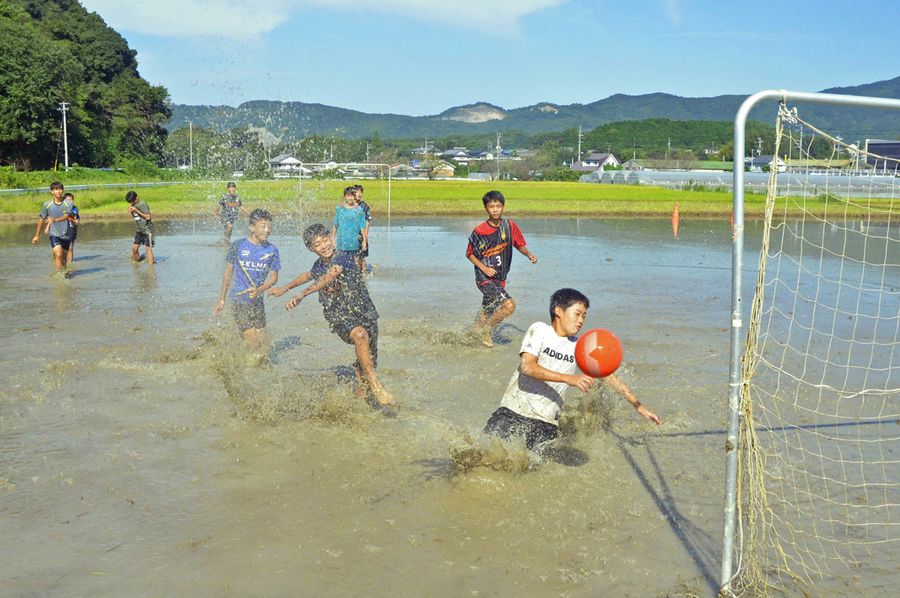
[0,216,896,596]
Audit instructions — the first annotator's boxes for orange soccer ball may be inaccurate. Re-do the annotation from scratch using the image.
[575,328,623,378]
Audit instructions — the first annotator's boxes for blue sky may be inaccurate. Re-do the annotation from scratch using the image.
[80,0,899,115]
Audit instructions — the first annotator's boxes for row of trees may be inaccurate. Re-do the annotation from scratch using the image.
[0,0,169,170]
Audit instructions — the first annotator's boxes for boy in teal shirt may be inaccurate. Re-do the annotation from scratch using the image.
[332,186,367,270]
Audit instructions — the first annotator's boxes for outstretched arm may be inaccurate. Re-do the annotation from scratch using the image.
[268,270,313,298]
[285,265,341,310]
[603,373,661,425]
[519,352,595,393]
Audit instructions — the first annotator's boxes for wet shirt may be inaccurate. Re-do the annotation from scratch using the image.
[499,321,578,426]
[333,204,367,251]
[219,193,242,223]
[40,199,74,239]
[466,219,526,286]
[132,200,152,233]
[310,252,378,329]
[226,238,281,304]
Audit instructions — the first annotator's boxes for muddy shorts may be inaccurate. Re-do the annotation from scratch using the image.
[133,232,154,247]
[333,318,378,368]
[484,407,558,453]
[478,280,512,315]
[49,235,71,251]
[232,300,266,332]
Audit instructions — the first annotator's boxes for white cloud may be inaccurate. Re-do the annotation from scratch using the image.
[80,1,292,38]
[80,0,566,39]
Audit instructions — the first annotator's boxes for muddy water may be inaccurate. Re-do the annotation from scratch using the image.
[0,216,889,596]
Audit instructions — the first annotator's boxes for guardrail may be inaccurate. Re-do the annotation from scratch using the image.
[0,180,217,196]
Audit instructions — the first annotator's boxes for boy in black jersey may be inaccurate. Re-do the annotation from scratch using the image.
[466,190,537,346]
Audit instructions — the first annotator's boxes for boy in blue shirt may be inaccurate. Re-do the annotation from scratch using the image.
[353,184,371,274]
[269,223,393,407]
[215,209,281,350]
[332,186,367,270]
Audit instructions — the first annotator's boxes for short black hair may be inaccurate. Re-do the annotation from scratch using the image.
[125,190,138,203]
[482,190,505,206]
[302,223,330,248]
[62,192,74,200]
[227,181,236,188]
[50,181,64,190]
[353,184,364,192]
[249,208,272,225]
[550,288,590,321]
[343,186,356,197]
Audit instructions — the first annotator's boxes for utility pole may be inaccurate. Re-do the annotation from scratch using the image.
[59,102,70,171]
[495,132,502,180]
[666,137,671,162]
[756,137,763,156]
[366,142,370,163]
[188,120,193,170]
[577,126,583,162]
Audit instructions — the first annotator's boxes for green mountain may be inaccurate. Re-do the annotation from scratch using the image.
[168,77,900,143]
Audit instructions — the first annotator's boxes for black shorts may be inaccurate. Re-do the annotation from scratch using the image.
[359,245,369,258]
[133,231,154,247]
[484,407,559,452]
[49,235,71,250]
[232,300,266,332]
[478,280,512,315]
[222,218,237,228]
[333,318,378,368]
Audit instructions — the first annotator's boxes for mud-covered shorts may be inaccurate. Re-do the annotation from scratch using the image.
[332,317,378,368]
[232,299,266,332]
[49,235,72,250]
[133,231,154,247]
[478,280,512,315]
[484,406,558,452]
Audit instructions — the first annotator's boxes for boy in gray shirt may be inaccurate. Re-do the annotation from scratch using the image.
[126,190,154,265]
[32,181,74,275]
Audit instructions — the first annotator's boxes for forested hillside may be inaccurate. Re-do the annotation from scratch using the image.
[0,0,170,169]
[169,77,900,144]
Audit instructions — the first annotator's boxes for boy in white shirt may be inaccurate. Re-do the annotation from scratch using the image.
[483,288,661,453]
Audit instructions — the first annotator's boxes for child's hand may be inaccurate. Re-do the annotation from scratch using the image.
[286,294,304,310]
[636,404,662,425]
[214,299,225,315]
[568,374,596,393]
[268,286,287,297]
[44,222,51,234]
[481,265,498,278]
[528,254,538,264]
[32,235,39,245]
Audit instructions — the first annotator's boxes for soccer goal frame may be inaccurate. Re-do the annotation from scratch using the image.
[721,89,900,596]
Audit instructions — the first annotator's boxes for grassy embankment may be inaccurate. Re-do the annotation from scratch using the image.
[0,177,886,220]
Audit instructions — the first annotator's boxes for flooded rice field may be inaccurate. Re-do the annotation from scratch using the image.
[0,215,892,596]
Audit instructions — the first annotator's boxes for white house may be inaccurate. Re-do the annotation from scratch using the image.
[745,155,786,173]
[269,154,311,177]
[570,152,620,172]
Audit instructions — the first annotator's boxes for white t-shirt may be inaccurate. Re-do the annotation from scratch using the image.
[499,321,578,426]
